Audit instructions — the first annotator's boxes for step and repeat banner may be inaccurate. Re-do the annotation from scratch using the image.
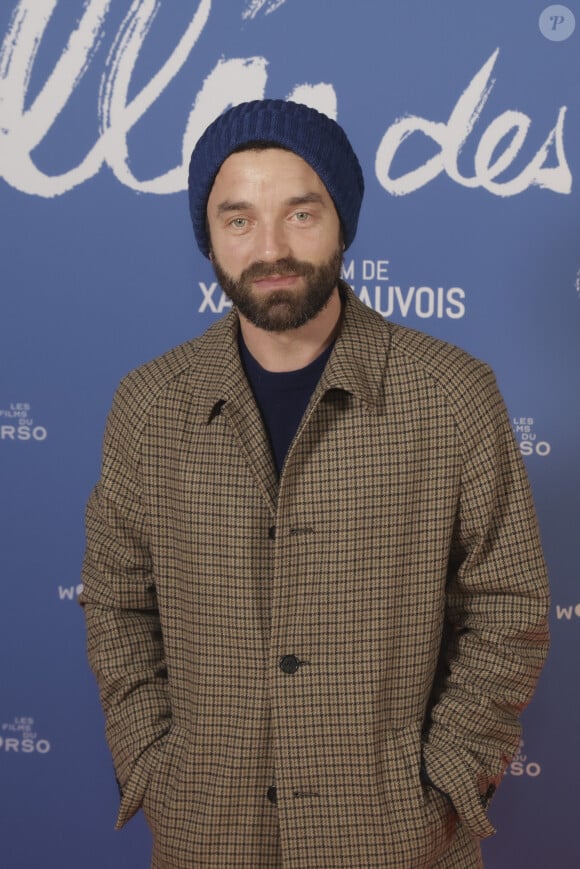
[1,1,578,866]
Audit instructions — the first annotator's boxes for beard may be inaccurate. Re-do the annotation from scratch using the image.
[211,247,343,332]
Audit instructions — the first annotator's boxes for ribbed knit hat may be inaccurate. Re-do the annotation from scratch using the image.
[188,99,364,258]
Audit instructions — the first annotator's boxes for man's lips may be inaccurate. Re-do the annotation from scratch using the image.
[251,274,301,291]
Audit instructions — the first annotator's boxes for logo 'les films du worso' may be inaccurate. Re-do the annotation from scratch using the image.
[0,717,51,754]
[0,404,47,442]
[512,418,551,458]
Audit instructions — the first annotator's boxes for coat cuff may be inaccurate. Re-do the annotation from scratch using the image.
[421,742,499,839]
[115,737,167,829]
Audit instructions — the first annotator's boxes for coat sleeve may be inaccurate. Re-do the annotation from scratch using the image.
[80,376,172,828]
[422,364,550,840]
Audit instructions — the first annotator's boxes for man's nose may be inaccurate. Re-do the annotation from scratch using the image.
[253,219,291,262]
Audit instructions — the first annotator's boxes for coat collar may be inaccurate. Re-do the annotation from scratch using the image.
[319,282,391,412]
[195,281,392,422]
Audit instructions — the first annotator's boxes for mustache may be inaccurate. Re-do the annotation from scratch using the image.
[240,257,314,282]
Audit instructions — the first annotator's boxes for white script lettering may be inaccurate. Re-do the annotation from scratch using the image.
[375,49,572,197]
[0,10,571,200]
[0,0,336,197]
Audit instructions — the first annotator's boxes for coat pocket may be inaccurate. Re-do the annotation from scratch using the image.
[380,723,457,867]
[142,726,189,836]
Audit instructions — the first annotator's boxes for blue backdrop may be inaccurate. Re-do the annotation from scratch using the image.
[1,1,579,866]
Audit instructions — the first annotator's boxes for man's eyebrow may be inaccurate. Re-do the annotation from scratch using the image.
[215,199,252,215]
[286,193,326,207]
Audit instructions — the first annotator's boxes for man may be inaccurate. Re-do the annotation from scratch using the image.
[81,100,550,868]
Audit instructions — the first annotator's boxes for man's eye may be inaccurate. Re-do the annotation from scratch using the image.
[231,217,247,228]
[295,211,310,221]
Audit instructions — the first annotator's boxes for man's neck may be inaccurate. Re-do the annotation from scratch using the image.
[238,286,342,372]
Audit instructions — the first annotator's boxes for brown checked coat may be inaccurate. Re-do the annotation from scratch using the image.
[81,285,549,868]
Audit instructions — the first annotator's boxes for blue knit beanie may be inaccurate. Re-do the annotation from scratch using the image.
[188,99,364,258]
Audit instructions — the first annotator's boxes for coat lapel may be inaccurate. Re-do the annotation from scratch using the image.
[195,310,278,515]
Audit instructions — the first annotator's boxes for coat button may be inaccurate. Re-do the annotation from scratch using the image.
[267,785,277,804]
[279,654,300,674]
[268,525,276,540]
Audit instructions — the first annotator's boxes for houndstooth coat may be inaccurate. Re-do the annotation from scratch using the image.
[81,284,549,868]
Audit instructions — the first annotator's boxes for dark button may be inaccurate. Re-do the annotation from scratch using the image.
[268,525,276,540]
[266,785,277,804]
[279,654,300,674]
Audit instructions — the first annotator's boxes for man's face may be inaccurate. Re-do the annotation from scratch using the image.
[206,148,343,332]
